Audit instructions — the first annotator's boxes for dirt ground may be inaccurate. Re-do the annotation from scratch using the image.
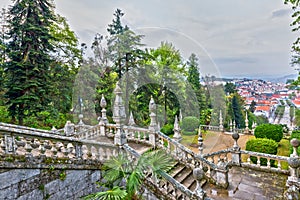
[186,132,254,154]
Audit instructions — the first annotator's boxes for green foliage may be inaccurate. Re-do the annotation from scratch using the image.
[83,150,175,200]
[254,124,283,142]
[246,138,278,166]
[160,123,174,136]
[224,82,236,94]
[255,115,269,125]
[181,116,199,135]
[290,130,300,155]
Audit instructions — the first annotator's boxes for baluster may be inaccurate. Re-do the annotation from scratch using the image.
[247,156,251,164]
[167,141,171,153]
[278,160,281,169]
[110,128,113,136]
[267,158,271,168]
[66,143,74,158]
[257,156,261,166]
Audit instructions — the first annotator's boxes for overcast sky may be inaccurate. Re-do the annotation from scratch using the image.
[1,0,298,78]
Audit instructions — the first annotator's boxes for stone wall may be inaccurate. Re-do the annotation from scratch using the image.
[0,168,101,200]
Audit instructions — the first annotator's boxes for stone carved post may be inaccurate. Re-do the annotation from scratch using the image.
[173,115,182,142]
[231,132,241,165]
[244,112,249,134]
[285,139,300,199]
[99,94,108,136]
[113,82,127,145]
[127,111,136,139]
[233,121,236,132]
[78,113,84,125]
[219,110,224,132]
[179,109,183,122]
[148,96,158,147]
[216,159,229,188]
[198,128,203,155]
[193,167,206,199]
[229,120,233,132]
[64,121,75,136]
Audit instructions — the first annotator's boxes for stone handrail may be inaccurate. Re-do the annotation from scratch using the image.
[199,125,220,132]
[0,122,57,135]
[122,144,201,200]
[202,149,232,164]
[156,131,217,175]
[125,126,152,144]
[0,127,120,162]
[239,150,289,174]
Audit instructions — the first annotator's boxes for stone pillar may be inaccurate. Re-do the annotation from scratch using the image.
[229,120,233,132]
[128,111,136,126]
[179,109,183,122]
[231,132,241,165]
[173,115,182,142]
[285,139,300,199]
[64,121,75,136]
[148,96,158,147]
[244,112,249,134]
[113,82,127,145]
[198,128,203,155]
[99,94,108,136]
[193,167,206,199]
[219,110,224,132]
[233,121,236,132]
[78,113,84,125]
[215,159,229,188]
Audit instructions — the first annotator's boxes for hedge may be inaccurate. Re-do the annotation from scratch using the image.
[254,124,283,142]
[181,116,199,135]
[246,138,278,166]
[160,124,174,136]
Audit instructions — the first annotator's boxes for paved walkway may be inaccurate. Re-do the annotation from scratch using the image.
[203,166,288,200]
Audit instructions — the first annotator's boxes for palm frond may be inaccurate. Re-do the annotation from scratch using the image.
[82,186,127,200]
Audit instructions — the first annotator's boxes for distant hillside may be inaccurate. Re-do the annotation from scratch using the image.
[268,74,298,83]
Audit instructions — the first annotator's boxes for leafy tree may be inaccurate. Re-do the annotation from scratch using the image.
[231,93,245,128]
[249,100,256,113]
[187,53,208,123]
[224,82,236,94]
[4,0,56,125]
[83,150,175,200]
[284,0,300,66]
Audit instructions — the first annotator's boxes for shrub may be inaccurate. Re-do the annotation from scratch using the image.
[289,130,300,155]
[254,124,283,142]
[246,138,278,166]
[181,116,199,134]
[160,124,174,136]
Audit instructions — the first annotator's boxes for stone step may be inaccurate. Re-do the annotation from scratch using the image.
[173,166,192,183]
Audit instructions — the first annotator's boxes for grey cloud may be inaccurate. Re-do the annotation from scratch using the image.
[214,56,257,64]
[271,9,290,18]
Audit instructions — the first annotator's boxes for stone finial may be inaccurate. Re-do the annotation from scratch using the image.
[128,111,136,126]
[78,114,84,125]
[229,120,233,132]
[100,94,108,124]
[64,121,75,136]
[291,138,300,158]
[113,81,126,145]
[100,94,107,108]
[245,112,249,134]
[149,96,156,114]
[198,128,203,155]
[219,110,224,132]
[173,115,182,141]
[51,126,57,131]
[179,109,183,122]
[193,167,206,199]
[232,132,240,150]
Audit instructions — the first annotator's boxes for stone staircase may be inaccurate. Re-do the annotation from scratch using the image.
[159,161,206,199]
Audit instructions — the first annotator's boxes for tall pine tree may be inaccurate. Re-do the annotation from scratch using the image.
[4,0,56,125]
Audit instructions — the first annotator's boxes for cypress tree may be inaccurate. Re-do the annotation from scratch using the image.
[4,0,56,125]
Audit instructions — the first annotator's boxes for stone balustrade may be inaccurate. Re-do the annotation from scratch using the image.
[75,124,102,139]
[0,127,120,163]
[125,126,152,144]
[122,143,203,200]
[240,150,289,174]
[199,125,221,132]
